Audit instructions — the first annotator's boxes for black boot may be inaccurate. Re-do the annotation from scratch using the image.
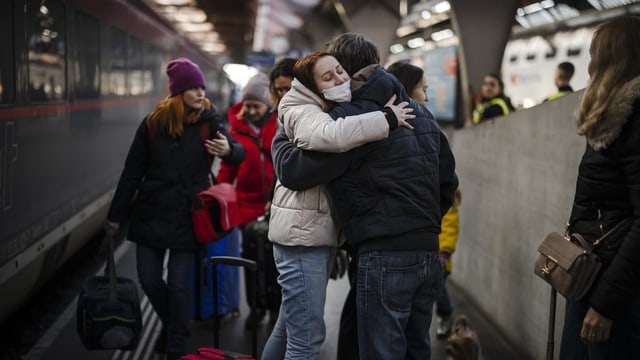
[154,330,167,352]
[245,308,265,329]
[166,351,185,360]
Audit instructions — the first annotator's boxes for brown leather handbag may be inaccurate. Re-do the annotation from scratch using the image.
[534,219,630,301]
[534,232,600,301]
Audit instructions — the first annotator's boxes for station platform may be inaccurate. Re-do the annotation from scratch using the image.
[24,240,524,360]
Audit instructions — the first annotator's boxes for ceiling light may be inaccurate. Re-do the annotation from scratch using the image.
[396,24,416,37]
[153,0,193,5]
[432,1,451,14]
[431,29,454,42]
[188,31,220,42]
[289,0,321,7]
[407,37,425,48]
[390,43,405,54]
[176,22,213,32]
[223,64,259,87]
[202,43,226,53]
[173,7,207,23]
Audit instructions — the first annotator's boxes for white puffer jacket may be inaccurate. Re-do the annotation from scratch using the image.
[268,78,390,247]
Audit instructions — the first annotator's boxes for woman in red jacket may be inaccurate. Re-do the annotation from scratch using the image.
[217,72,278,325]
[217,72,277,225]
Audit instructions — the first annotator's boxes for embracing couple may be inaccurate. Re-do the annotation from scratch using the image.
[262,33,458,360]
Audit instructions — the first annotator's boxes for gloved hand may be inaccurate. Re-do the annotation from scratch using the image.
[330,249,349,280]
[439,251,450,270]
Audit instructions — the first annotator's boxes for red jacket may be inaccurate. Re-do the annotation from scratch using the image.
[217,102,277,225]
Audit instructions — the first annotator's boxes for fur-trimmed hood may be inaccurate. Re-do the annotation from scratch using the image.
[587,76,640,150]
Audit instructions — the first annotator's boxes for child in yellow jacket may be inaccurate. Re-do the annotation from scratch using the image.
[436,189,461,338]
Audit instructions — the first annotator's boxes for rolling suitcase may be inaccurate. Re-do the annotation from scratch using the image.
[76,227,142,350]
[182,256,258,360]
[192,228,241,320]
[242,214,281,317]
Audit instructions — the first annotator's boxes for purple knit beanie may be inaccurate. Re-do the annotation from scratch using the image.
[166,58,206,96]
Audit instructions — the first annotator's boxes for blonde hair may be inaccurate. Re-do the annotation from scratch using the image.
[146,96,212,138]
[576,16,640,138]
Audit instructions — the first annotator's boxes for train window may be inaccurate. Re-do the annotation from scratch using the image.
[144,44,163,95]
[128,37,145,96]
[525,53,536,61]
[27,0,66,102]
[0,1,14,104]
[509,55,518,63]
[545,48,557,59]
[74,13,99,99]
[567,47,581,57]
[101,26,127,96]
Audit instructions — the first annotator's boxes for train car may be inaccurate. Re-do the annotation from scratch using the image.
[0,0,232,324]
[502,26,594,109]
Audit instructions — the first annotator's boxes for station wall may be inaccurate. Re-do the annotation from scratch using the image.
[448,91,585,359]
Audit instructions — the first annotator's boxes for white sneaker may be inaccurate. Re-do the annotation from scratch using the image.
[436,315,452,338]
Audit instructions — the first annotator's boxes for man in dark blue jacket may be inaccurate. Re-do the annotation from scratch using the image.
[271,33,458,359]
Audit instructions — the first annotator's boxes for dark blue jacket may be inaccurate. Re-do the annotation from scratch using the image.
[272,65,458,253]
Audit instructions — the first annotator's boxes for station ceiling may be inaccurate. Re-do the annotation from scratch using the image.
[147,0,637,63]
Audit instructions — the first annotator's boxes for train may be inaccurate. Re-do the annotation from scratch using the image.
[0,0,234,324]
[501,25,595,109]
[386,3,640,122]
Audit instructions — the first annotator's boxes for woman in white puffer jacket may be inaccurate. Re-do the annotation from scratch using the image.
[263,51,414,360]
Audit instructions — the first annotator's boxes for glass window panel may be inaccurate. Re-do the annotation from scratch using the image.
[127,37,143,96]
[141,44,163,96]
[0,1,13,104]
[74,12,100,99]
[27,0,66,102]
[100,26,127,96]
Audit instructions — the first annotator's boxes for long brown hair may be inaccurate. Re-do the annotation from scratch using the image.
[146,96,212,138]
[576,16,640,137]
[293,51,332,96]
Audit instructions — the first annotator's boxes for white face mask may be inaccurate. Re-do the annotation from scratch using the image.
[322,80,352,102]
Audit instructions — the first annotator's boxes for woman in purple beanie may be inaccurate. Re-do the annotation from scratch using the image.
[106,57,245,359]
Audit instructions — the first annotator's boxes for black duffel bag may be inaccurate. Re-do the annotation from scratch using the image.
[76,227,142,350]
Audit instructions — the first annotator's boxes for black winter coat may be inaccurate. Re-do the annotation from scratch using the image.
[569,76,640,319]
[328,65,457,253]
[108,109,245,250]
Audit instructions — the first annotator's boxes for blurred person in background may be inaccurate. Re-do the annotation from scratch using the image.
[269,57,297,111]
[543,61,575,102]
[386,61,429,105]
[387,61,462,339]
[217,72,278,326]
[471,73,514,124]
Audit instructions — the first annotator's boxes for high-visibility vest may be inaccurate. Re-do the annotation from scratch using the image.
[472,97,511,124]
[545,90,572,101]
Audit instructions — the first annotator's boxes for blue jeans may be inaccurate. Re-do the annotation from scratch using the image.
[560,293,640,359]
[356,250,443,360]
[261,244,336,360]
[136,244,194,353]
[435,273,454,317]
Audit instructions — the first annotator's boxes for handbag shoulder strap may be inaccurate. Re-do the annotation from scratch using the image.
[593,217,632,247]
[103,225,119,304]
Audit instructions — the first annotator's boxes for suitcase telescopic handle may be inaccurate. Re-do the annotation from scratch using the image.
[210,256,258,358]
[210,256,257,271]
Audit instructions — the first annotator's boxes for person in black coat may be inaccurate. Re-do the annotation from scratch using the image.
[106,58,245,360]
[559,16,640,359]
